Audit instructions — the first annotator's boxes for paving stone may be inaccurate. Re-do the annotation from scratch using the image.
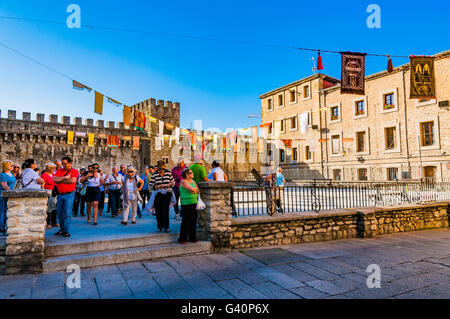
[242,248,310,265]
[223,251,267,269]
[31,286,66,299]
[117,262,146,273]
[95,277,133,299]
[65,277,100,299]
[223,264,269,285]
[217,279,268,299]
[33,272,65,289]
[290,286,329,299]
[165,257,198,275]
[143,261,170,273]
[394,283,450,299]
[289,262,340,281]
[251,281,302,299]
[206,254,241,267]
[305,280,351,295]
[253,267,305,289]
[180,272,234,298]
[303,258,354,275]
[328,278,364,292]
[165,288,203,299]
[270,264,318,282]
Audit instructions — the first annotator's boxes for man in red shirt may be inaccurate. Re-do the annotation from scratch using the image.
[53,156,79,237]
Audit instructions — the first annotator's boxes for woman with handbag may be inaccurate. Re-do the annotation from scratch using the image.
[178,168,200,244]
[149,161,174,233]
[41,163,59,228]
[121,166,143,225]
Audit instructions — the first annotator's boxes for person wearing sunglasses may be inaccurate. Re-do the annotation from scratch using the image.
[121,166,144,225]
[80,163,104,225]
[148,160,175,232]
[178,168,199,244]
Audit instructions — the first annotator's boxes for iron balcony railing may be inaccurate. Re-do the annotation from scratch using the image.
[231,179,450,217]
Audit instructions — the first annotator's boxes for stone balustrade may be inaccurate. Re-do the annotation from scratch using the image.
[1,189,50,275]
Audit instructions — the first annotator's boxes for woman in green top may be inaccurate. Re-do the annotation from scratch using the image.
[178,168,199,244]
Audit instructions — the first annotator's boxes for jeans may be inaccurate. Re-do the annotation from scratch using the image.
[57,192,75,234]
[98,190,106,212]
[0,197,7,233]
[123,199,138,222]
[172,187,181,215]
[73,192,86,216]
[109,189,121,215]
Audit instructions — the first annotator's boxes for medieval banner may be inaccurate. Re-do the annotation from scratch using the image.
[410,56,436,99]
[67,131,74,145]
[340,52,367,95]
[133,136,140,150]
[107,135,119,148]
[94,91,104,115]
[134,111,146,131]
[88,133,95,147]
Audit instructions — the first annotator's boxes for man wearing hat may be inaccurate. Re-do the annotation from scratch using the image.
[189,154,210,186]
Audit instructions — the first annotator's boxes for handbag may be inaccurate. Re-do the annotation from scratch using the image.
[80,183,88,196]
[196,194,206,211]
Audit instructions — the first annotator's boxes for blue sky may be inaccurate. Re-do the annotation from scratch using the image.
[0,0,448,131]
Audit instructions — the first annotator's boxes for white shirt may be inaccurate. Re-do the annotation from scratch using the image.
[125,175,142,200]
[87,174,101,187]
[21,168,41,189]
[105,174,124,190]
[208,167,225,182]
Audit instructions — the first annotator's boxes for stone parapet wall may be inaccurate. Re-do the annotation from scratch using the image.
[198,182,235,251]
[0,236,5,275]
[358,203,449,238]
[228,202,449,249]
[2,190,50,275]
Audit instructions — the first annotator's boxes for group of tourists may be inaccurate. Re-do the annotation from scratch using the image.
[0,155,228,244]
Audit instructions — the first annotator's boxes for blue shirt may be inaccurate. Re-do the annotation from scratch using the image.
[141,173,149,190]
[0,172,16,195]
[276,172,285,187]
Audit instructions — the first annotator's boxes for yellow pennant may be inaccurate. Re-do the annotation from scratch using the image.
[94,91,104,115]
[88,133,95,147]
[67,131,74,145]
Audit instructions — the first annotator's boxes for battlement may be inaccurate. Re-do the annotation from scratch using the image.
[132,98,180,126]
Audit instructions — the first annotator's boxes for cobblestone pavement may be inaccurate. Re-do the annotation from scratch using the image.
[1,229,449,299]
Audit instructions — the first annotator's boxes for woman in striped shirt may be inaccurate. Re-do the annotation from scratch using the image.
[149,161,174,232]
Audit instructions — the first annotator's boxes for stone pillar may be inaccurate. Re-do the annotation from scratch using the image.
[2,190,50,274]
[198,182,235,251]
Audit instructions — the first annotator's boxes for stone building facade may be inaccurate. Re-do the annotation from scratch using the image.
[260,50,450,181]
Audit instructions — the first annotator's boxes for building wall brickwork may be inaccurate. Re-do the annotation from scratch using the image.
[260,50,450,181]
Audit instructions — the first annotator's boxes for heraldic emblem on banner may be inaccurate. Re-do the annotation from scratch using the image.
[410,56,436,99]
[340,52,367,95]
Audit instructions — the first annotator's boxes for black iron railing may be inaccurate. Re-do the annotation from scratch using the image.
[231,179,450,217]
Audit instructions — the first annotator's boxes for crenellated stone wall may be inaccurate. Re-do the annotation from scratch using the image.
[2,190,50,275]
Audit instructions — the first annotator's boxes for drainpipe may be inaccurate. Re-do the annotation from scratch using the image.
[402,67,412,177]
[318,79,324,177]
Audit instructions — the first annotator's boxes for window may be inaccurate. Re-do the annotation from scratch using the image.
[279,149,285,163]
[267,98,273,111]
[356,131,366,152]
[162,157,169,164]
[268,123,273,135]
[420,121,434,146]
[303,85,310,99]
[280,119,285,133]
[383,93,395,110]
[305,146,311,160]
[290,116,297,130]
[333,169,342,181]
[387,167,398,181]
[330,106,339,121]
[384,127,396,150]
[278,94,284,107]
[331,135,340,154]
[292,147,298,161]
[355,100,365,116]
[357,168,368,181]
[289,90,296,103]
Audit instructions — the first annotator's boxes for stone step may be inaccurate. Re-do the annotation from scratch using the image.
[45,233,182,258]
[43,241,212,273]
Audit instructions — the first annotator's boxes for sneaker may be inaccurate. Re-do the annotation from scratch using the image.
[54,230,63,236]
[62,232,71,237]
